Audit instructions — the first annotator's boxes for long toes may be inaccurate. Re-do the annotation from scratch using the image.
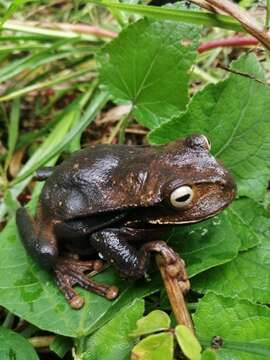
[69,268,119,299]
[55,269,85,309]
[57,257,104,273]
[54,258,119,307]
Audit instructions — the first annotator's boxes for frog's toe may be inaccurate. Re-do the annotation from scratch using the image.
[54,257,119,308]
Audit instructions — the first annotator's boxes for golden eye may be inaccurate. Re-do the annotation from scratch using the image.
[170,186,193,208]
[201,135,211,151]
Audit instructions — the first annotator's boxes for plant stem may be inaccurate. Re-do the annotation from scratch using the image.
[106,112,131,144]
[3,20,94,41]
[5,20,117,39]
[267,0,270,29]
[203,0,270,50]
[28,336,55,348]
[198,36,258,53]
[2,312,14,328]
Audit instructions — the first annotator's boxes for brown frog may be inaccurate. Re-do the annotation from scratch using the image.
[16,134,236,309]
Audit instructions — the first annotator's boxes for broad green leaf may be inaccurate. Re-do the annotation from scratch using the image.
[131,332,174,360]
[191,227,270,303]
[170,211,241,278]
[0,327,38,360]
[0,215,159,337]
[130,310,170,336]
[98,17,199,128]
[149,54,270,200]
[226,198,269,251]
[175,325,202,360]
[78,299,144,360]
[194,293,270,359]
[191,200,270,302]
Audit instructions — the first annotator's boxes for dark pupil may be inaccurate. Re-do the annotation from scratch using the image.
[176,194,190,202]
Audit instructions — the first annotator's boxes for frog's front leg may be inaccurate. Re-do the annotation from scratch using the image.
[16,208,118,309]
[91,228,187,288]
[16,207,58,269]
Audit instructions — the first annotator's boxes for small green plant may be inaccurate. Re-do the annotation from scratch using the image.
[130,310,201,360]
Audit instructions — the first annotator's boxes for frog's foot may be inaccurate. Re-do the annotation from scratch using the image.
[54,257,119,309]
[140,241,190,295]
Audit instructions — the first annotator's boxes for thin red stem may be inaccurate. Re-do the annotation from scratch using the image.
[198,36,259,53]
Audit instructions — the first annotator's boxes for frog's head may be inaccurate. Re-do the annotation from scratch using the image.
[144,134,236,225]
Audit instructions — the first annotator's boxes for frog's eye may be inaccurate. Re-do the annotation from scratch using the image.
[201,135,211,151]
[185,134,211,151]
[170,186,193,208]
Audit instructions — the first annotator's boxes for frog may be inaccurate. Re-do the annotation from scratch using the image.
[16,134,236,309]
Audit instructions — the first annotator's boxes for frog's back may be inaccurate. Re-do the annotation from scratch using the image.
[40,144,159,221]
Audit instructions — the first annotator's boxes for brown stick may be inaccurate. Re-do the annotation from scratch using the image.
[203,0,270,50]
[156,254,194,332]
[189,0,219,13]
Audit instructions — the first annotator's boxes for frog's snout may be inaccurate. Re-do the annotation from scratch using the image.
[222,171,237,204]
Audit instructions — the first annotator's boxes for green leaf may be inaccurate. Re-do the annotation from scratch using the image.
[226,198,269,251]
[97,1,243,32]
[130,310,171,336]
[201,349,217,360]
[170,197,268,279]
[175,325,202,360]
[191,225,270,303]
[194,293,270,359]
[131,332,174,360]
[170,211,241,278]
[78,299,144,360]
[190,199,270,303]
[0,326,38,360]
[50,335,73,359]
[98,18,199,128]
[149,54,270,200]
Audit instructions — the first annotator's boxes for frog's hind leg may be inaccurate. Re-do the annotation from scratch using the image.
[54,257,119,309]
[16,207,58,269]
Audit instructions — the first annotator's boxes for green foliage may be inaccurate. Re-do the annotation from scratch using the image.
[130,310,171,336]
[175,325,202,360]
[130,310,202,359]
[194,293,270,359]
[77,299,144,360]
[98,17,200,128]
[0,327,38,360]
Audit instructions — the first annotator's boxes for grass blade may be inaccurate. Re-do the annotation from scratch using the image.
[4,99,20,172]
[95,1,243,32]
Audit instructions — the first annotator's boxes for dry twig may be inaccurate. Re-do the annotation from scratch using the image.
[189,0,219,13]
[203,0,270,50]
[155,251,194,331]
